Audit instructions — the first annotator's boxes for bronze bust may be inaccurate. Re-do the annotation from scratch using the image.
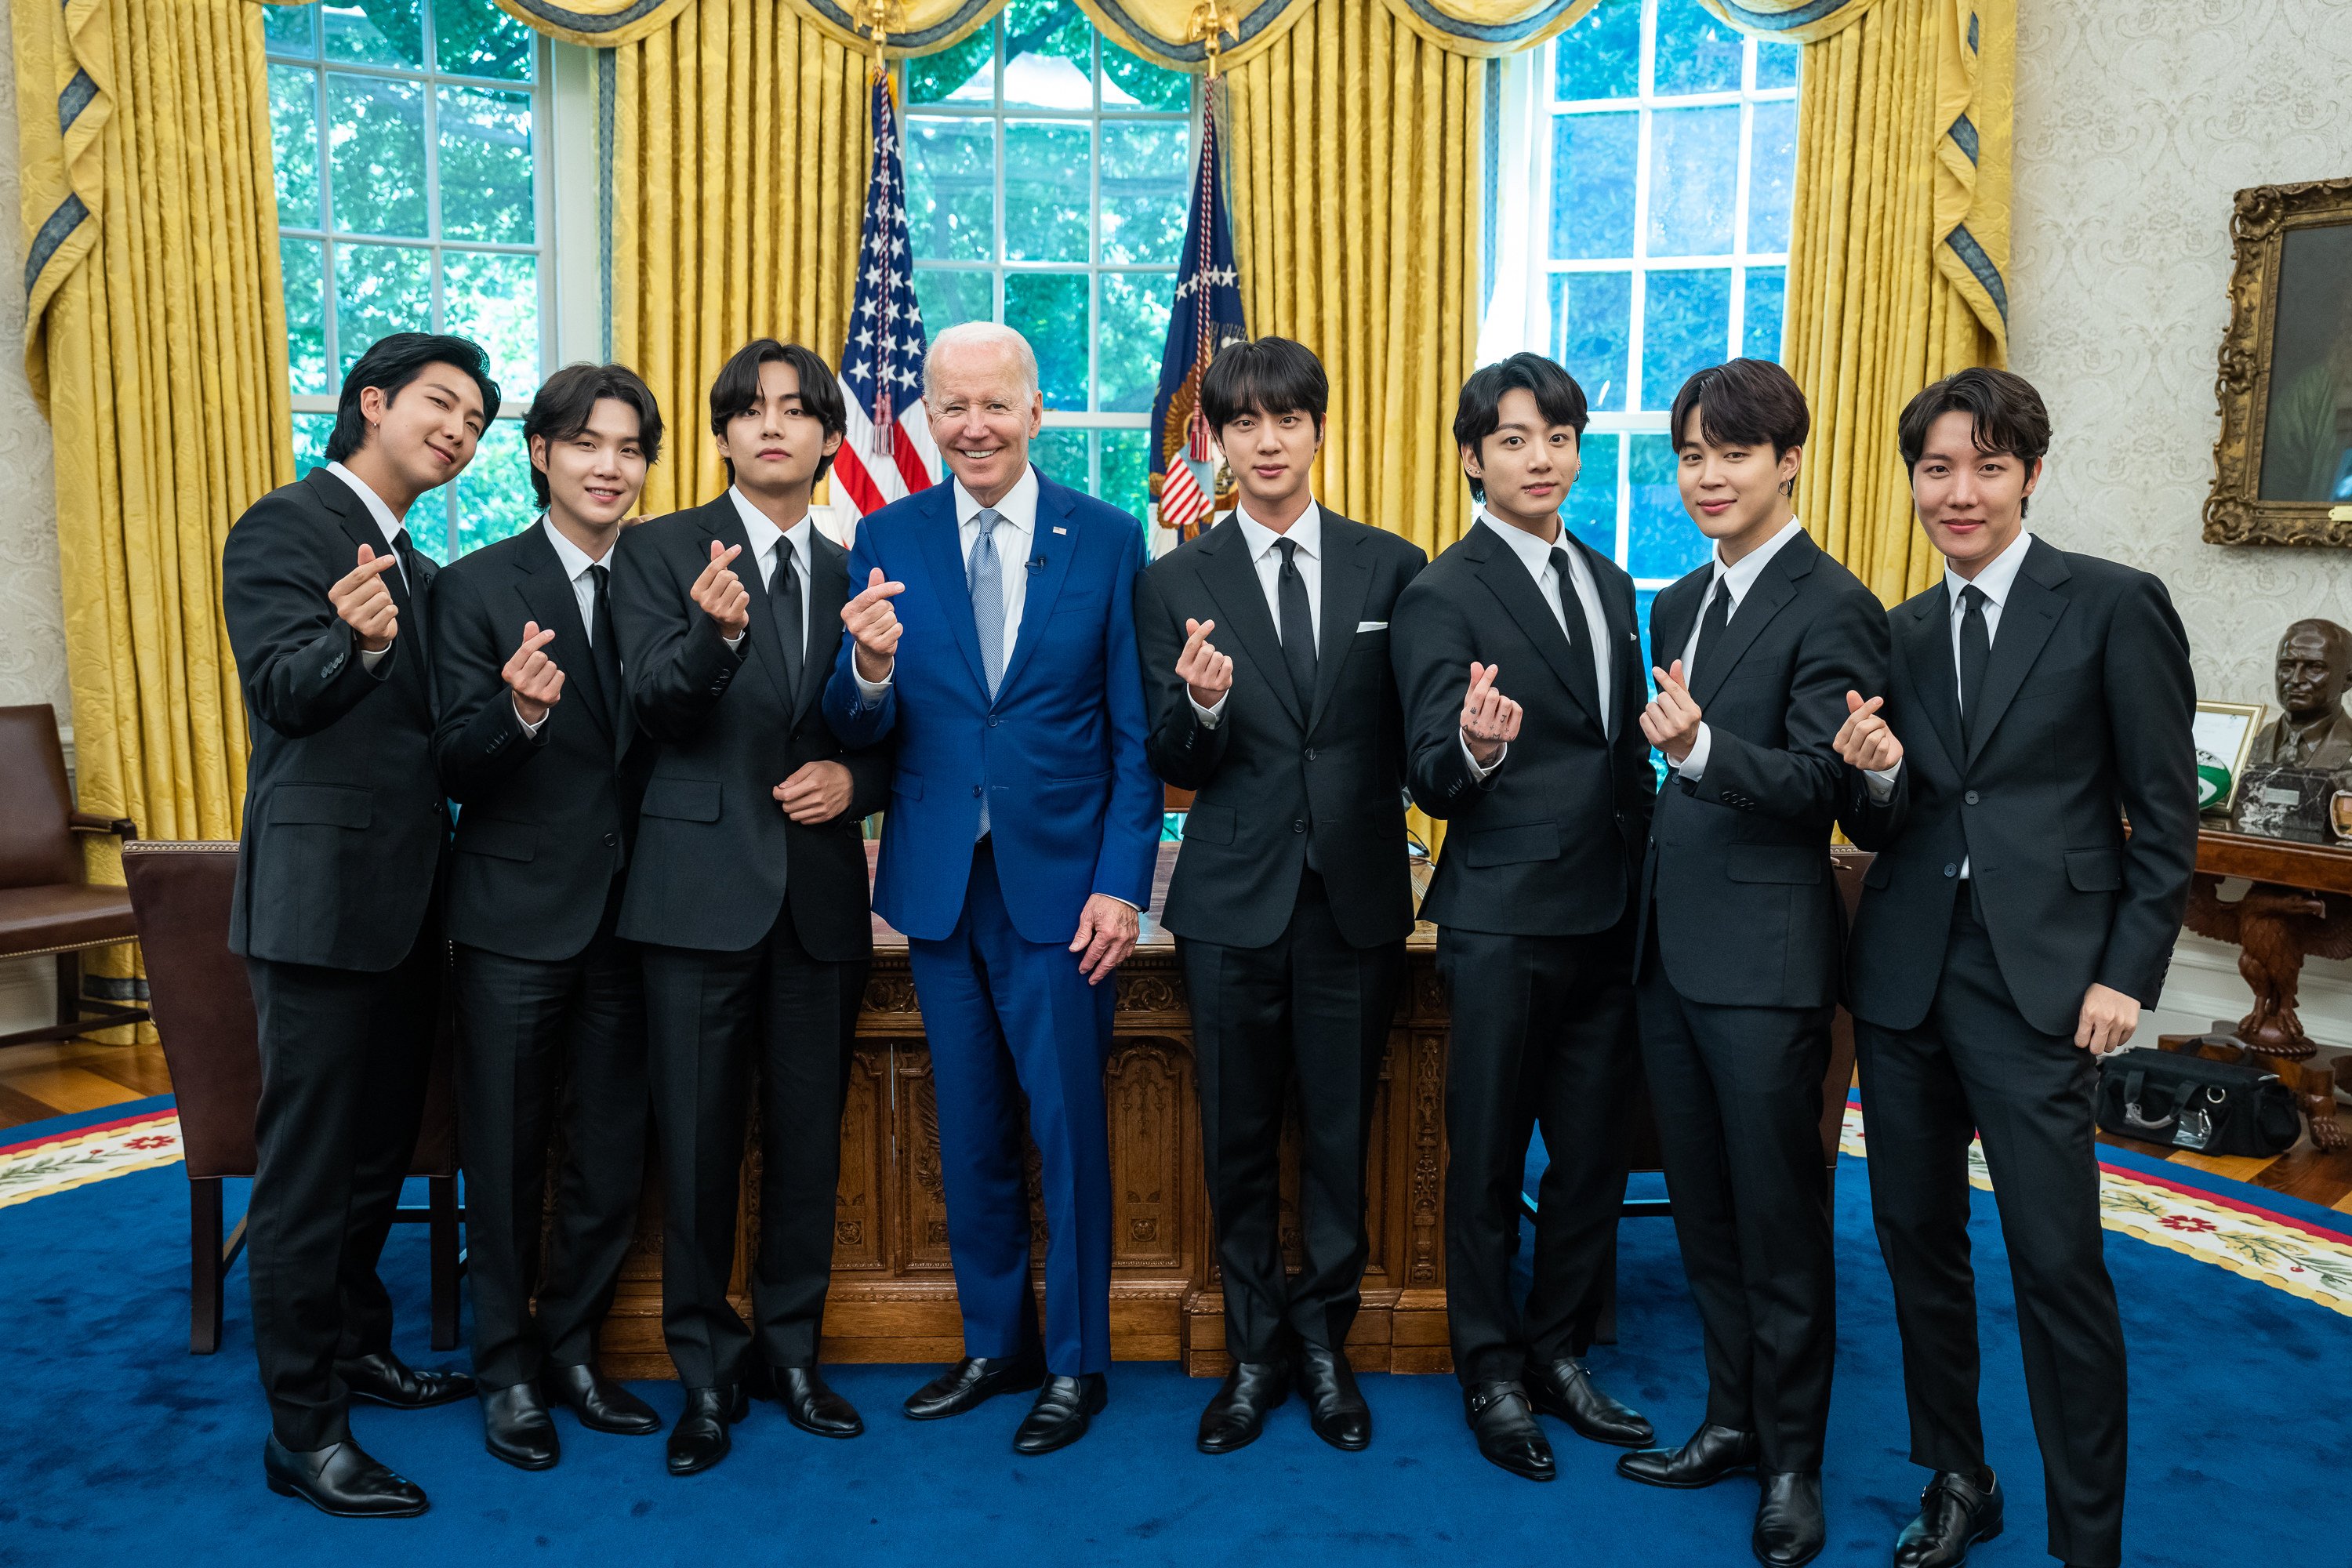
[2247,619,2352,774]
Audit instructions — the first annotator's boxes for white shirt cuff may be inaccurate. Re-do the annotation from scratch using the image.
[854,665,893,703]
[1864,761,1900,804]
[358,642,389,673]
[514,693,545,737]
[723,631,744,652]
[1189,691,1228,727]
[1675,722,1712,781]
[1461,730,1504,781]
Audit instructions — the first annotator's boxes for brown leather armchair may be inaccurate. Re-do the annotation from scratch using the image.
[120,840,463,1354]
[0,704,150,1047]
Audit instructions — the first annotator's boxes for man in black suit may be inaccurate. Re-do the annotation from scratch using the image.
[1390,353,1657,1483]
[223,333,499,1516]
[609,339,892,1476]
[1617,360,1889,1567]
[431,363,668,1469]
[1135,337,1426,1455]
[1834,368,2195,1568]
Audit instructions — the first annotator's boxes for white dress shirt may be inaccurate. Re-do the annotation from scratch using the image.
[327,462,408,671]
[856,465,1039,700]
[1673,517,1808,782]
[514,516,615,735]
[1464,510,1613,779]
[1190,500,1323,726]
[720,486,817,662]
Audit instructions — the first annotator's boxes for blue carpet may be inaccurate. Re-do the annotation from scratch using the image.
[0,1124,2343,1566]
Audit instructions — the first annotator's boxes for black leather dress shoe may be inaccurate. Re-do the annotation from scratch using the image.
[1196,1361,1288,1454]
[1894,1470,2004,1567]
[481,1382,559,1470]
[1754,1471,1826,1567]
[1617,1422,1761,1488]
[666,1385,750,1476]
[1297,1343,1370,1452]
[1464,1381,1555,1483]
[903,1354,1047,1421]
[1525,1357,1654,1448]
[541,1363,661,1436]
[336,1351,475,1410]
[263,1433,428,1518]
[771,1365,864,1439]
[1012,1373,1107,1454]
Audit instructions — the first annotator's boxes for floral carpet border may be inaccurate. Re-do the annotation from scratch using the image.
[0,1109,183,1209]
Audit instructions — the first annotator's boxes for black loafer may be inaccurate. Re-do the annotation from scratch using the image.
[1196,1360,1288,1454]
[1525,1356,1653,1448]
[263,1434,428,1518]
[771,1365,864,1439]
[541,1362,662,1436]
[1894,1469,2004,1567]
[666,1384,749,1476]
[1755,1470,1826,1567]
[1012,1373,1107,1454]
[336,1351,475,1410]
[1465,1381,1555,1483]
[481,1382,559,1470]
[903,1354,1047,1421]
[1617,1422,1760,1489]
[1297,1343,1371,1452]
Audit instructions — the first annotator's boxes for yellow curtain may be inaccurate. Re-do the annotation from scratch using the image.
[609,2,873,514]
[13,0,290,1028]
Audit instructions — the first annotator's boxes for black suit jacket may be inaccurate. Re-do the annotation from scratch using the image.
[431,523,657,962]
[223,468,445,971]
[1391,519,1653,936]
[1840,538,2197,1036]
[1136,510,1427,949]
[1635,530,1889,1008]
[608,498,891,962]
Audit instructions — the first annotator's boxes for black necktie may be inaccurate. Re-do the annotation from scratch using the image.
[1958,583,1991,749]
[1693,576,1732,680]
[771,542,804,696]
[589,563,622,728]
[1548,546,1604,720]
[1276,538,1317,710]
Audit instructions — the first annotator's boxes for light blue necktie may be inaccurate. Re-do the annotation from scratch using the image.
[968,506,1004,838]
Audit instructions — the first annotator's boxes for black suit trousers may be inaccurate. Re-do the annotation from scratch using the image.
[1857,898,2126,1568]
[452,891,648,1389]
[1181,874,1403,1363]
[244,928,442,1450]
[641,904,866,1389]
[1439,920,1637,1386]
[1636,932,1835,1471]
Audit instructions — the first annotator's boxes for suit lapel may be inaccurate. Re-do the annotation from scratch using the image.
[799,530,851,725]
[996,474,1078,699]
[1964,539,2070,767]
[913,485,992,699]
[512,525,611,743]
[1899,586,1965,772]
[1585,539,1635,744]
[1468,524,1602,739]
[1652,571,1704,692]
[310,468,430,692]
[1690,536,1815,710]
[1308,517,1372,738]
[1196,518,1299,730]
[711,499,796,712]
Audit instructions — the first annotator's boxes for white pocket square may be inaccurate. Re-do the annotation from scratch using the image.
[1356,620,1388,632]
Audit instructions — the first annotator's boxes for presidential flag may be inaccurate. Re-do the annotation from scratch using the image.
[834,72,940,515]
[1149,96,1245,545]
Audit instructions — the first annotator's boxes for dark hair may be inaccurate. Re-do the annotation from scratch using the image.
[708,339,847,485]
[325,332,502,463]
[1670,358,1811,458]
[1897,367,2051,470]
[522,362,665,508]
[1452,353,1588,502]
[1200,336,1328,434]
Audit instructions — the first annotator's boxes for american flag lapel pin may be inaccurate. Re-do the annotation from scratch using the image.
[1053,526,1068,535]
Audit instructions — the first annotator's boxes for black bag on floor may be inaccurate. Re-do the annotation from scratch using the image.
[2094,1047,2302,1156]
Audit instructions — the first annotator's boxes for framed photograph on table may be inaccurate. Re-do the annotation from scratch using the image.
[2195,699,2267,815]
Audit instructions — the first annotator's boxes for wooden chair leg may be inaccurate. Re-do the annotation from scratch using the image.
[191,1178,223,1355]
[429,1174,461,1352]
[54,952,78,1037]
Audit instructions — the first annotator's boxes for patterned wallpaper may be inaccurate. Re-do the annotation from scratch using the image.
[2009,0,2352,710]
[0,0,66,722]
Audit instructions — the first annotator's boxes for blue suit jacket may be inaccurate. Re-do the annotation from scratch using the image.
[822,467,1161,945]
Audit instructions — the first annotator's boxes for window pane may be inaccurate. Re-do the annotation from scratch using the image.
[292,412,337,477]
[437,85,535,243]
[1747,100,1798,254]
[1099,428,1151,521]
[1004,121,1090,263]
[1032,426,1090,489]
[914,268,993,334]
[1743,266,1787,361]
[907,27,994,103]
[1100,122,1186,264]
[270,65,321,229]
[434,0,533,81]
[1102,38,1188,111]
[1098,271,1171,412]
[1004,273,1089,408]
[453,420,537,557]
[321,0,422,69]
[1548,270,1632,411]
[1628,433,1705,579]
[1755,41,1800,90]
[1549,112,1637,260]
[1566,431,1619,557]
[282,238,330,395]
[265,2,317,57]
[1653,0,1744,96]
[1642,267,1731,408]
[334,241,432,379]
[1555,0,1639,101]
[442,249,539,397]
[1003,0,1093,110]
[906,119,995,263]
[328,74,427,238]
[1646,104,1738,255]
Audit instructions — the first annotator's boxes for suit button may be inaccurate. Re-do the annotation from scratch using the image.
[1304,747,1317,761]
[603,832,618,848]
[1964,789,1980,805]
[987,716,1000,728]
[1943,863,1958,877]
[972,786,982,797]
[1293,819,1307,833]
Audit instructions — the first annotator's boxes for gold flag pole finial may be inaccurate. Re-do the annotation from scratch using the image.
[860,0,892,72]
[1186,2,1236,82]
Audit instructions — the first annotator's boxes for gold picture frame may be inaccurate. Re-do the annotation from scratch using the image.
[2194,699,2267,815]
[2204,176,2352,547]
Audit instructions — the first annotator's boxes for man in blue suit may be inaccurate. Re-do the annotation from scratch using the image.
[823,321,1160,1454]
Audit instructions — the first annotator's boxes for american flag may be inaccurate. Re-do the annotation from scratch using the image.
[1149,96,1245,543]
[834,72,940,515]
